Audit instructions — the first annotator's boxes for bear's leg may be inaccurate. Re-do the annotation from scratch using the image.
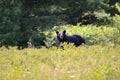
[58,42,64,50]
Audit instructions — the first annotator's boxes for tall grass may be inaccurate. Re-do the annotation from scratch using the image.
[0,44,120,80]
[0,24,120,80]
[1,3,120,80]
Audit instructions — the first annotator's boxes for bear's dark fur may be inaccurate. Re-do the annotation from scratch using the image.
[56,30,85,47]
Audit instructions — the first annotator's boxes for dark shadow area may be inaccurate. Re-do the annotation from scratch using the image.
[0,0,120,48]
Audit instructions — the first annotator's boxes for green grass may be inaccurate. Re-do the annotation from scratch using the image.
[0,25,120,80]
[0,44,120,80]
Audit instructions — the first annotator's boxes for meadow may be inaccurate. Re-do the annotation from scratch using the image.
[0,25,120,80]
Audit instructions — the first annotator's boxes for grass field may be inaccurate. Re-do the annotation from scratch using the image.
[0,44,120,80]
[0,25,120,80]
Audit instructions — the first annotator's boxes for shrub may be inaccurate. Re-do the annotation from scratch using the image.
[44,25,118,48]
[112,3,120,44]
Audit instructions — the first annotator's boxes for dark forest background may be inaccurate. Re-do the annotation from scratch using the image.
[0,0,120,48]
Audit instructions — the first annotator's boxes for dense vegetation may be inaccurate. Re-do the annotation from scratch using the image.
[0,0,120,47]
[0,1,120,80]
[0,24,120,80]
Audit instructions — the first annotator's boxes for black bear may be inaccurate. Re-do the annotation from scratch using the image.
[56,30,85,47]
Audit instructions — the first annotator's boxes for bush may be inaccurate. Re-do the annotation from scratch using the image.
[43,25,119,48]
[112,3,120,44]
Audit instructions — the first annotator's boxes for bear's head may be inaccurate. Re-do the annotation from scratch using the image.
[56,30,66,40]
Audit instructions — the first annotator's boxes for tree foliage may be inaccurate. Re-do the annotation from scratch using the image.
[0,0,119,48]
[0,0,34,48]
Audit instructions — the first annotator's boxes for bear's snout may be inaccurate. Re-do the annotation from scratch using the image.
[58,33,64,39]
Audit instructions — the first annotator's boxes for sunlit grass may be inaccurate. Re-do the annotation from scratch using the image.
[0,24,120,80]
[0,44,120,80]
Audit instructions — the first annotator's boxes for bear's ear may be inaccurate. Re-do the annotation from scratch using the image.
[63,30,66,34]
[56,31,59,34]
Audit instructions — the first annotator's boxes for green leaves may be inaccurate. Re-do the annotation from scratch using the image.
[47,25,119,46]
[0,0,34,47]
